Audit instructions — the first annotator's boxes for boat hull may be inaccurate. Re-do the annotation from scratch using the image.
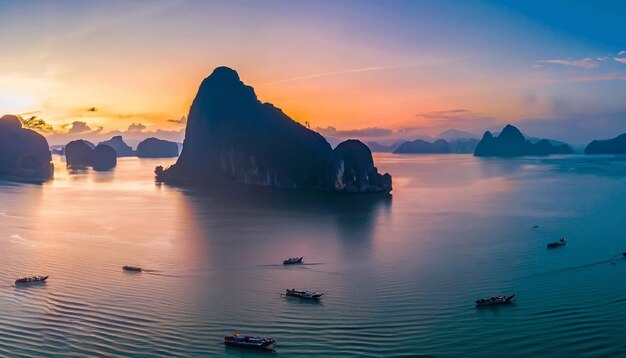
[475,294,515,307]
[224,335,276,351]
[224,341,275,350]
[15,276,49,285]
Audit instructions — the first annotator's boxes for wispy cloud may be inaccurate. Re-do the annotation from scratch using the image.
[263,64,421,86]
[262,57,470,86]
[167,116,187,124]
[536,58,598,68]
[615,57,626,64]
[316,126,393,138]
[535,72,626,84]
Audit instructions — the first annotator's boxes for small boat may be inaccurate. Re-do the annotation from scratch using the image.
[15,275,48,285]
[547,238,566,248]
[285,288,323,299]
[223,333,276,350]
[283,256,303,265]
[475,294,515,306]
[122,265,142,272]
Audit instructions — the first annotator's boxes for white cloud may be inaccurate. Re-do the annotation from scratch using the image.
[536,58,598,69]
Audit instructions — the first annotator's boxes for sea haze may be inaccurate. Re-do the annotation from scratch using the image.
[1,154,626,356]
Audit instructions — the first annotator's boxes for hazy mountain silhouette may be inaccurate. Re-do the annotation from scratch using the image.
[137,137,179,158]
[98,136,135,157]
[394,139,450,154]
[436,129,478,141]
[448,138,480,153]
[475,124,573,157]
[366,141,406,153]
[585,133,626,154]
[0,114,53,181]
[156,66,391,193]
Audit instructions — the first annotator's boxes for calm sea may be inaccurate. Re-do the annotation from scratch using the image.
[1,154,626,357]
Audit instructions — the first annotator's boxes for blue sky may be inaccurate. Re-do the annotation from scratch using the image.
[0,0,624,144]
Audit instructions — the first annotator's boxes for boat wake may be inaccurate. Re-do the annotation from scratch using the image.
[544,254,623,275]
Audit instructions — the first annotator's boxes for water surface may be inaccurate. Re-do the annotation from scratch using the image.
[1,154,626,356]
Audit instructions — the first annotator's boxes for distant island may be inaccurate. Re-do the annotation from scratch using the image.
[54,136,181,159]
[99,136,135,157]
[394,139,449,154]
[366,141,405,153]
[65,140,117,171]
[585,133,626,154]
[474,124,573,157]
[0,114,54,181]
[367,129,479,154]
[137,137,179,158]
[392,137,480,154]
[155,66,392,193]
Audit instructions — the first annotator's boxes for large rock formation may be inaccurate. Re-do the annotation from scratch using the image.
[332,140,391,192]
[394,139,450,154]
[137,137,179,158]
[65,140,94,168]
[91,144,117,171]
[585,133,626,154]
[156,66,392,193]
[98,136,135,157]
[65,140,117,170]
[474,124,573,157]
[0,114,54,180]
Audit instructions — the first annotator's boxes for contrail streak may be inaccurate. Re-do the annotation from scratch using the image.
[262,63,421,86]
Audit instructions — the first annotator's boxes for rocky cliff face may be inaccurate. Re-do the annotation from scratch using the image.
[137,137,179,158]
[585,133,626,154]
[156,66,391,193]
[332,140,392,192]
[474,124,573,157]
[0,114,53,181]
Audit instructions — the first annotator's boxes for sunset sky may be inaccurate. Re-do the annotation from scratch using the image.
[1,0,625,144]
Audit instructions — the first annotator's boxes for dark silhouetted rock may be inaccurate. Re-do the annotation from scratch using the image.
[394,139,450,154]
[0,114,54,181]
[91,144,117,171]
[332,140,391,192]
[531,139,574,155]
[98,136,135,157]
[474,124,573,157]
[156,66,391,193]
[585,133,626,154]
[65,140,94,168]
[137,137,179,158]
